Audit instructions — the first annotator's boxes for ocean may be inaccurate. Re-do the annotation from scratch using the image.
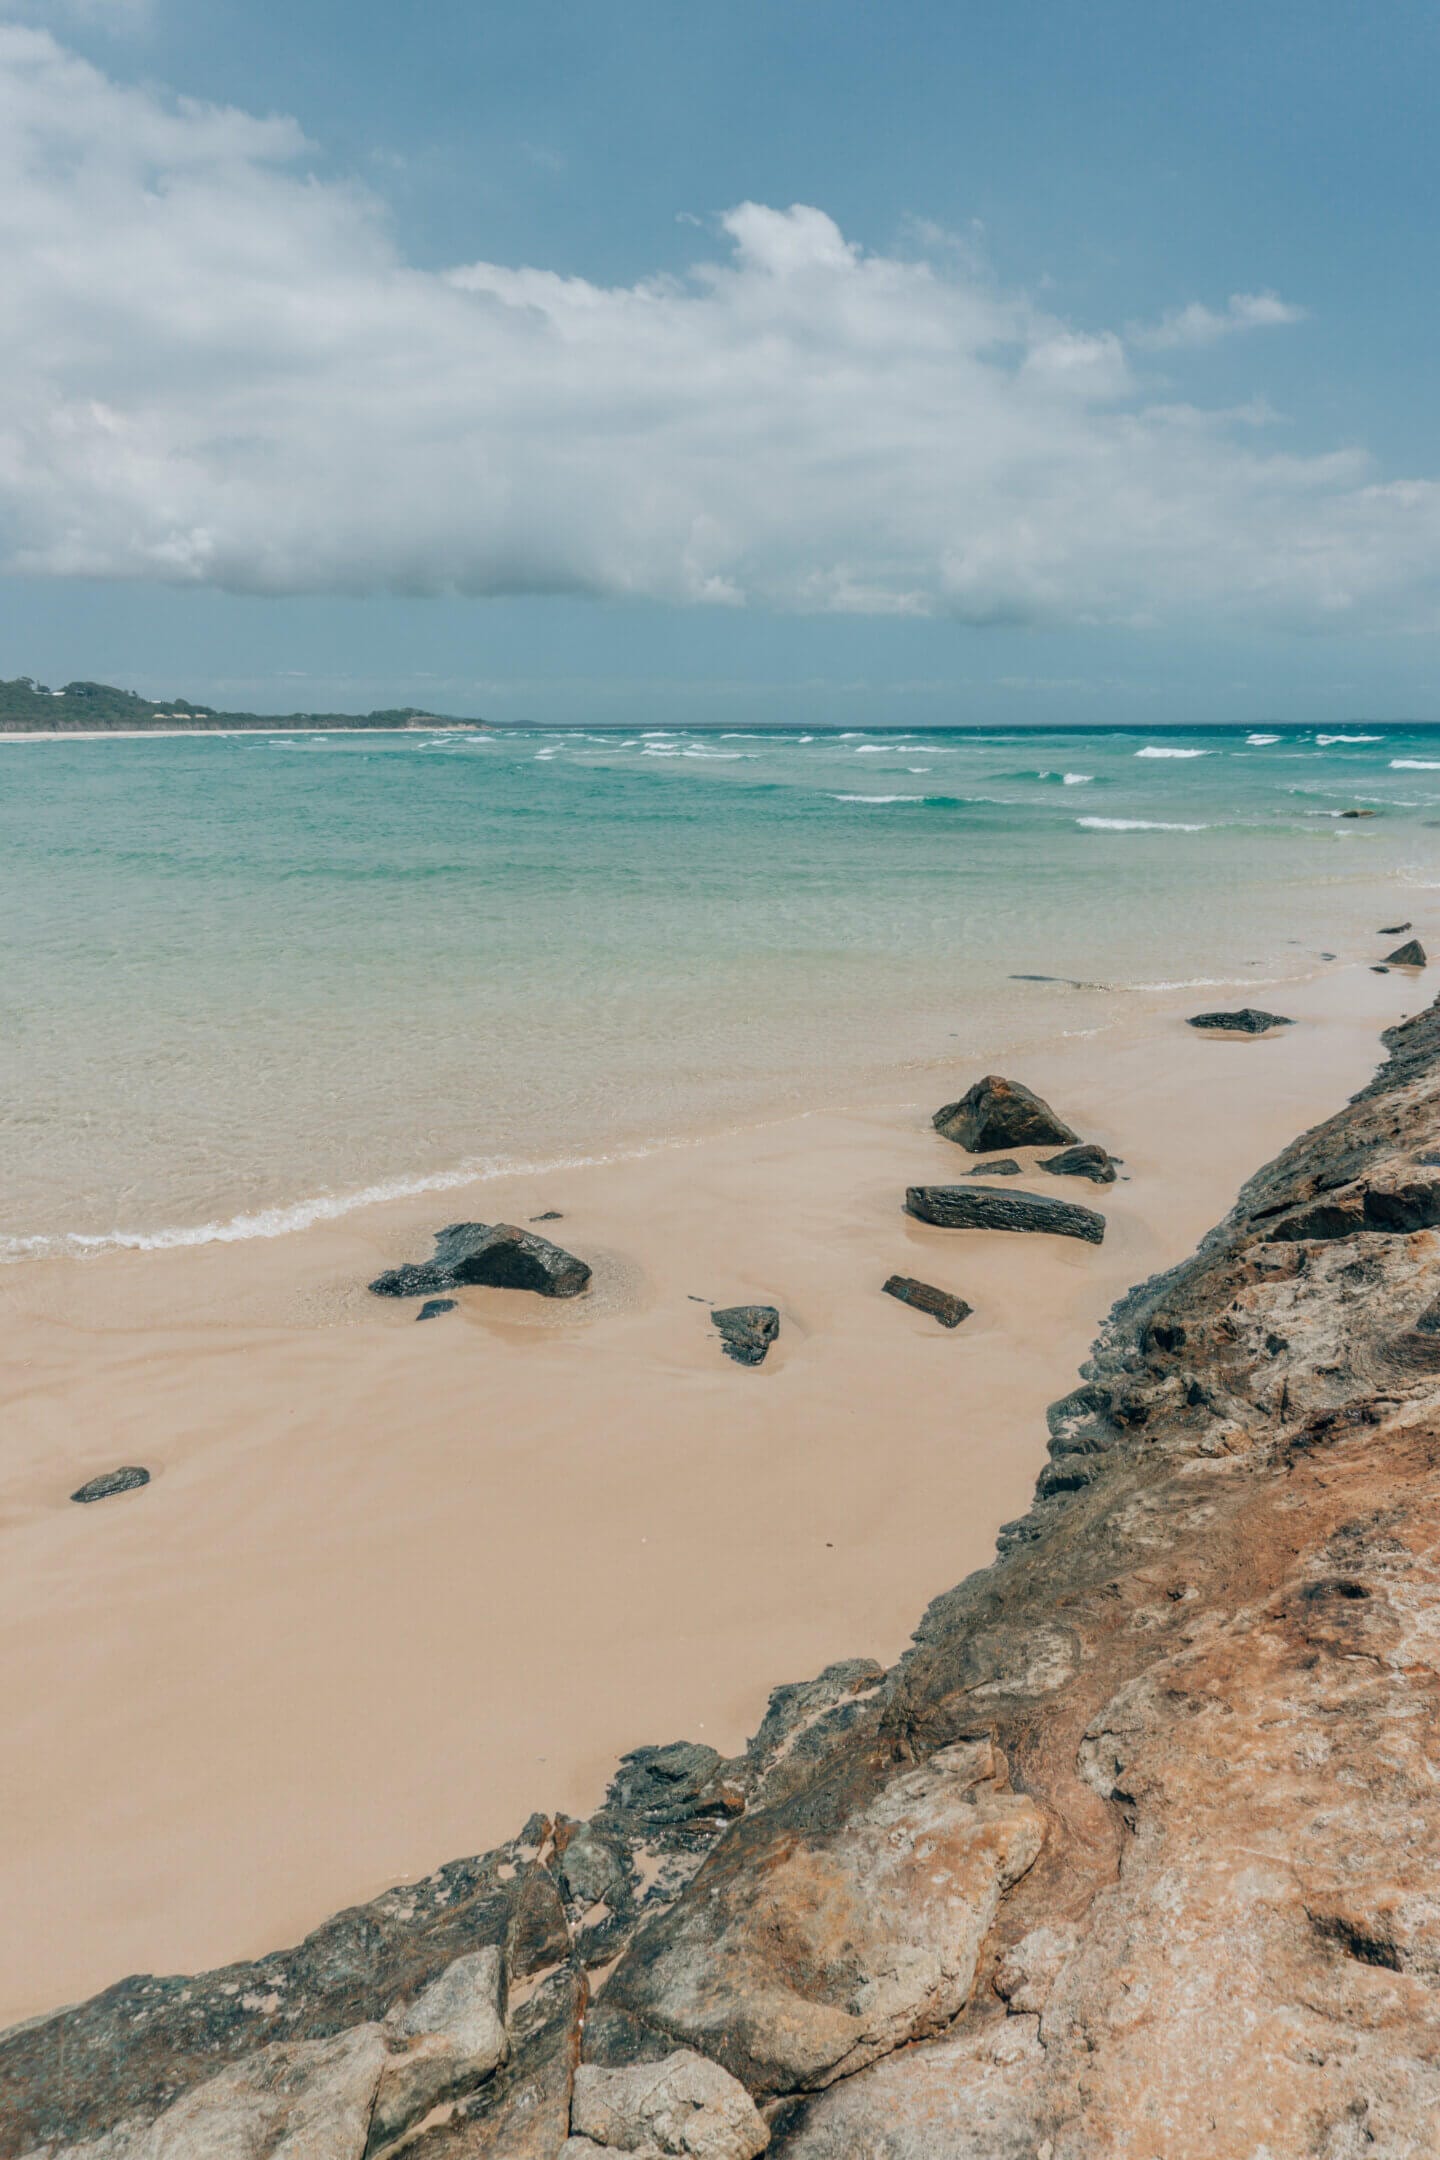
[3,722,1436,1257]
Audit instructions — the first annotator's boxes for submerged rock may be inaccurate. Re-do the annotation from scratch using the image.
[905,1185,1105,1243]
[965,1157,1021,1176]
[711,1305,780,1367]
[1039,1142,1117,1185]
[1187,1008,1294,1035]
[416,1297,457,1321]
[1380,921,1412,935]
[882,1275,973,1328]
[932,1076,1078,1152]
[70,1466,149,1503]
[1386,939,1428,967]
[371,1222,591,1300]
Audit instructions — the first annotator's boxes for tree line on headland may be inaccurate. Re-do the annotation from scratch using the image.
[0,677,477,732]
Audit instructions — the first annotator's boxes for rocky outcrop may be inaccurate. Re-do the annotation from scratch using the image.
[1038,1142,1117,1185]
[370,1223,591,1300]
[932,1077,1078,1152]
[69,1466,150,1503]
[1387,939,1428,967]
[1186,1007,1294,1034]
[711,1307,780,1368]
[882,1276,973,1328]
[906,1185,1106,1243]
[15,995,1440,2157]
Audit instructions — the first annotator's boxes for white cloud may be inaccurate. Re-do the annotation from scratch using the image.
[1130,290,1307,350]
[0,25,1436,631]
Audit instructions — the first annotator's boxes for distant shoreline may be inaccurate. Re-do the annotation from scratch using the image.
[6,719,1440,739]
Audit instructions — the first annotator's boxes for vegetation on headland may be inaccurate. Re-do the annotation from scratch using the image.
[0,677,477,732]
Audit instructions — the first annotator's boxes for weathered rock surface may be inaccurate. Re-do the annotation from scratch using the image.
[882,1276,973,1328]
[1387,938,1428,966]
[963,1158,1021,1175]
[710,1307,780,1367]
[932,1076,1078,1153]
[416,1298,457,1321]
[1038,1142,1116,1185]
[69,1466,150,1503]
[564,2050,769,2158]
[1186,1007,1294,1034]
[18,994,1440,2159]
[906,1185,1106,1244]
[371,1223,591,1301]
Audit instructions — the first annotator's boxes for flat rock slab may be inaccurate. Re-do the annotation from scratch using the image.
[71,1466,150,1503]
[933,1075,1078,1152]
[965,1158,1021,1176]
[712,1305,780,1367]
[1386,940,1428,967]
[371,1222,591,1300]
[906,1186,1105,1244]
[1039,1142,1117,1185]
[416,1298,457,1321]
[1187,1008,1294,1035]
[1380,921,1412,935]
[882,1276,973,1328]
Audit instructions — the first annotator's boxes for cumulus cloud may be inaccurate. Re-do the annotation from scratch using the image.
[1130,290,1307,350]
[1,25,1437,629]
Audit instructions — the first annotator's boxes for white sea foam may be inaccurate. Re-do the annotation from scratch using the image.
[1077,816,1209,831]
[830,793,922,803]
[1135,746,1207,758]
[1062,772,1093,784]
[1246,733,1280,745]
[1391,759,1440,769]
[1317,734,1382,745]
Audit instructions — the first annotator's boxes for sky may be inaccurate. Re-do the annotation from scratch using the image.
[2,0,1440,725]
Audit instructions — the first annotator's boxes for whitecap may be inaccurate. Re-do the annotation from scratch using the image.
[1062,773,1093,785]
[1077,816,1209,831]
[1317,734,1381,745]
[1135,746,1208,759]
[830,793,922,803]
[1391,759,1440,769]
[1246,734,1280,745]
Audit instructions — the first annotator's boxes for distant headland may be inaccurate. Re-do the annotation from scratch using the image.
[0,677,480,733]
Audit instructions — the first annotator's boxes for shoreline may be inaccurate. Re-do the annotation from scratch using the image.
[0,955,1420,2028]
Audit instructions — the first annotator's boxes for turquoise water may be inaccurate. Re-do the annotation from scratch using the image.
[2,723,1437,1253]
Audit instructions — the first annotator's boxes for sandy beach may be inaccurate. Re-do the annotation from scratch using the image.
[0,955,1419,2028]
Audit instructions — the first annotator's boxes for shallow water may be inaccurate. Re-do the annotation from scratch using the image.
[3,721,1436,1251]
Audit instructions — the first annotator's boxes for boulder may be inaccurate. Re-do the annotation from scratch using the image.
[932,1076,1077,1152]
[366,1946,508,2153]
[881,1276,972,1329]
[416,1298,457,1321]
[1386,939,1428,967]
[71,1466,149,1503]
[371,1222,591,1300]
[1186,1009,1294,1035]
[566,2050,769,2158]
[711,1306,780,1367]
[1039,1142,1117,1185]
[964,1158,1021,1176]
[906,1186,1105,1244]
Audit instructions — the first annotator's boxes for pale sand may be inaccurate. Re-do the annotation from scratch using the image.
[0,959,1418,2026]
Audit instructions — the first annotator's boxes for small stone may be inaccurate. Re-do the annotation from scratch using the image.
[906,1186,1105,1244]
[882,1276,972,1328]
[964,1158,1021,1176]
[530,1210,565,1221]
[71,1466,150,1503]
[370,1222,591,1299]
[711,1305,780,1367]
[1380,922,1412,935]
[416,1298,457,1321]
[932,1075,1078,1152]
[1373,965,1390,974]
[1187,1009,1294,1035]
[1039,1142,1117,1185]
[1386,940,1427,967]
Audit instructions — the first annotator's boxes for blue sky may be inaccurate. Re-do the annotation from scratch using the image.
[3,0,1439,724]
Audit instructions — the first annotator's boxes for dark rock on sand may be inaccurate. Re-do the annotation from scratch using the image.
[416,1298,457,1321]
[1374,965,1391,974]
[1187,1008,1294,1034]
[711,1305,780,1367]
[932,1075,1078,1152]
[882,1275,973,1328]
[1381,922,1412,935]
[1386,939,1428,967]
[529,1211,564,1222]
[70,1466,150,1503]
[1038,1141,1117,1185]
[1340,806,1376,817]
[371,1222,591,1301]
[965,1157,1021,1176]
[906,1185,1105,1244]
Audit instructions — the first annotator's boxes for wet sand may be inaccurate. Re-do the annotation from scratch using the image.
[0,959,1419,2027]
